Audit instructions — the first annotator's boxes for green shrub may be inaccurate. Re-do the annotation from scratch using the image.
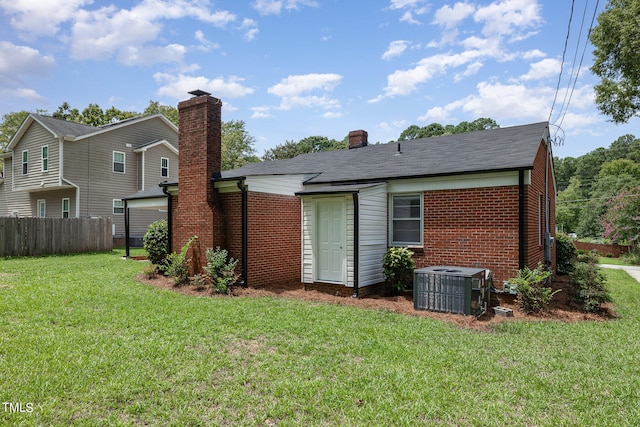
[555,232,577,275]
[204,247,239,294]
[569,262,612,312]
[189,273,210,291]
[577,250,600,265]
[143,220,168,268]
[164,236,196,286]
[382,247,415,293]
[510,264,559,314]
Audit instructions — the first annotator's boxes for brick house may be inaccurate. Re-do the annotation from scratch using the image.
[161,92,556,296]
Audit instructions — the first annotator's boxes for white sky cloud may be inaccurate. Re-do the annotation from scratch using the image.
[0,41,55,84]
[519,58,561,81]
[382,40,409,60]
[154,73,254,99]
[252,0,318,16]
[0,0,89,36]
[474,0,542,37]
[433,2,475,29]
[268,73,342,112]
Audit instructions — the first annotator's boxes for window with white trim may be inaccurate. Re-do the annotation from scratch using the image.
[42,145,49,172]
[37,199,46,218]
[113,151,125,173]
[113,199,124,215]
[390,194,423,246]
[22,150,28,175]
[161,157,169,178]
[62,198,70,218]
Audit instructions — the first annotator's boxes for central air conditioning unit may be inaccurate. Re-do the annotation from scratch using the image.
[413,266,488,317]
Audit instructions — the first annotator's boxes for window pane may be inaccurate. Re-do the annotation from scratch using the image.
[114,163,124,173]
[393,196,420,219]
[393,219,420,243]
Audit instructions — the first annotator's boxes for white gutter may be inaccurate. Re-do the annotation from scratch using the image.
[59,135,81,217]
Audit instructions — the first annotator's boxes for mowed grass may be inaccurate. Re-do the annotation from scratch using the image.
[1,252,639,426]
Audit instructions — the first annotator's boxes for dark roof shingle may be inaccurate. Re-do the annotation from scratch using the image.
[221,121,549,184]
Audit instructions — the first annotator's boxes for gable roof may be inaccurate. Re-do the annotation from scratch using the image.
[5,113,178,151]
[221,121,550,185]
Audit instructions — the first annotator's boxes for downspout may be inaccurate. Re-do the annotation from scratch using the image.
[544,135,552,268]
[59,135,80,218]
[352,192,359,298]
[518,169,525,269]
[125,200,130,257]
[236,179,248,287]
[161,184,173,255]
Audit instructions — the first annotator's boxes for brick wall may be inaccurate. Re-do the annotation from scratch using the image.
[524,141,556,272]
[218,191,301,286]
[173,94,223,270]
[246,192,301,286]
[416,186,520,285]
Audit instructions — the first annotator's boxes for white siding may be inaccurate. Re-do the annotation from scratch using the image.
[301,197,315,283]
[386,170,526,193]
[357,183,388,287]
[345,195,354,287]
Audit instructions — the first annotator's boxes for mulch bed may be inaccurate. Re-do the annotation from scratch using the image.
[136,273,618,331]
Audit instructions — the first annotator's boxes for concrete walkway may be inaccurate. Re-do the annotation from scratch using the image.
[598,264,640,283]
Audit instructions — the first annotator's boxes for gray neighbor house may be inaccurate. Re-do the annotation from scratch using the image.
[0,113,179,242]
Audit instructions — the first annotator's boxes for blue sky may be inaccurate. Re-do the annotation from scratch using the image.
[1,0,639,159]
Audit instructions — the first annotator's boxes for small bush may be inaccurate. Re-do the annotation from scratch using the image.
[141,264,158,279]
[577,250,600,265]
[555,232,577,275]
[190,273,210,291]
[204,247,239,294]
[143,220,169,268]
[605,253,614,258]
[510,264,559,313]
[382,247,415,293]
[569,262,612,312]
[164,236,196,286]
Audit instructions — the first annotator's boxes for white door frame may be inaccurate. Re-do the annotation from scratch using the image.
[315,198,346,284]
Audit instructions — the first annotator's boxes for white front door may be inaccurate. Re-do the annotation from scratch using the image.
[317,200,344,283]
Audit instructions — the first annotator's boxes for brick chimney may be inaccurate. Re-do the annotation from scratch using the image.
[174,90,222,270]
[348,130,368,149]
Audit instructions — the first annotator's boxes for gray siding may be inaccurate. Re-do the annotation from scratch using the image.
[61,116,177,236]
[141,144,178,189]
[11,124,59,192]
[0,157,31,216]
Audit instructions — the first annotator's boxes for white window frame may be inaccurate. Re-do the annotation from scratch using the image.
[113,151,125,173]
[113,199,125,215]
[62,198,70,218]
[41,145,49,172]
[161,157,169,178]
[389,193,423,246]
[22,150,28,175]
[37,199,46,218]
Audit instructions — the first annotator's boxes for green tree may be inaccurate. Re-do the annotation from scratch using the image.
[262,135,346,161]
[52,102,81,122]
[577,160,640,237]
[601,186,640,252]
[556,176,583,234]
[398,118,499,141]
[590,0,640,123]
[143,101,179,126]
[554,156,578,192]
[221,120,259,170]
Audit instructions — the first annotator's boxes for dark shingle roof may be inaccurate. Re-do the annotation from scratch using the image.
[221,122,549,184]
[31,114,97,137]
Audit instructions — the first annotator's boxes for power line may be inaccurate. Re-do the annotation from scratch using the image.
[548,0,575,124]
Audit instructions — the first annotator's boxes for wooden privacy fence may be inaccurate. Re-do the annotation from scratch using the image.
[0,217,113,257]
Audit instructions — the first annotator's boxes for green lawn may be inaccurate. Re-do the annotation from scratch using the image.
[599,256,632,266]
[1,252,639,426]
